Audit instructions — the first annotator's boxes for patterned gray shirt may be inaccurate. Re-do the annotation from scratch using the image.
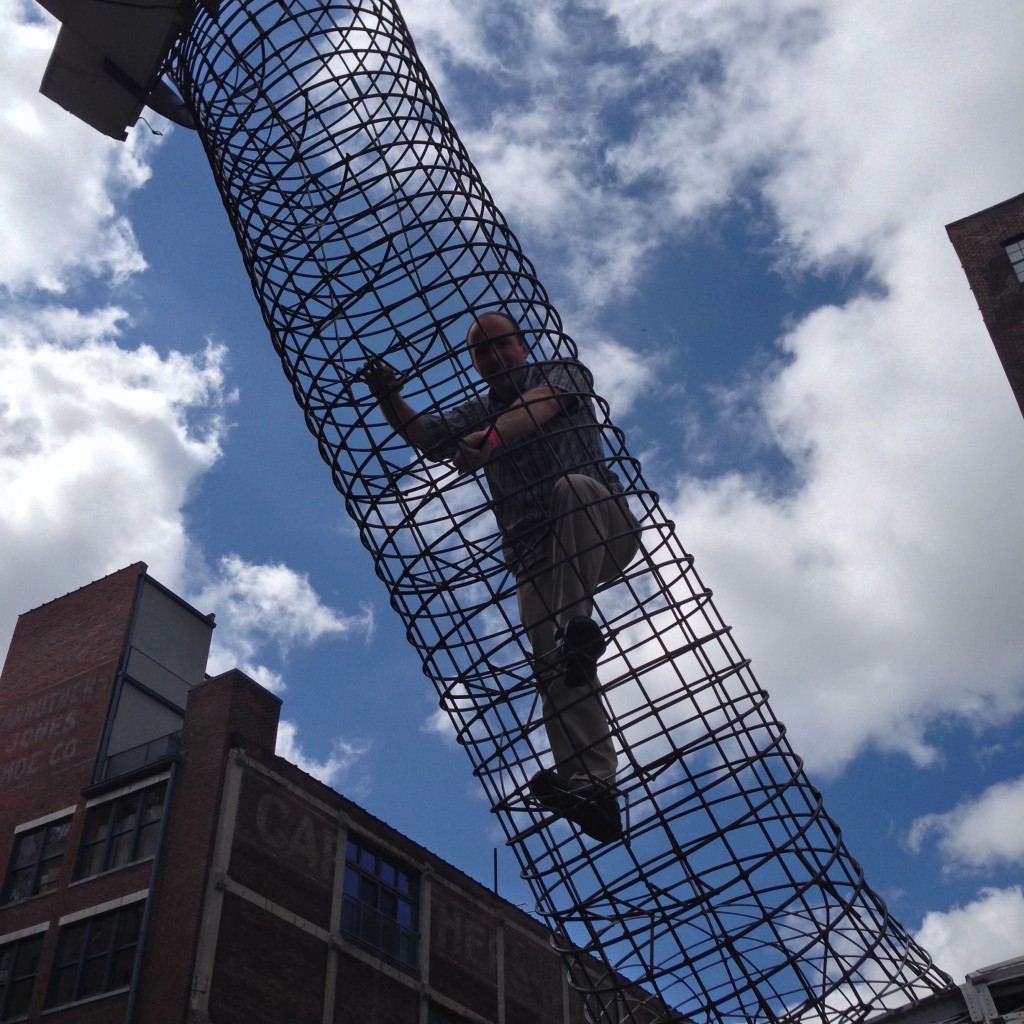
[418,360,633,574]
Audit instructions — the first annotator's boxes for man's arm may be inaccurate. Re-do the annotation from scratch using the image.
[456,385,564,473]
[362,358,438,453]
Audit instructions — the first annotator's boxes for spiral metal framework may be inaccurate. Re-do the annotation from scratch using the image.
[168,3,952,1022]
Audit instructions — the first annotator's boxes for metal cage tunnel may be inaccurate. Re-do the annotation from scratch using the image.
[165,2,952,1021]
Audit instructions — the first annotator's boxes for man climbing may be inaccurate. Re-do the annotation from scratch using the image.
[363,312,640,841]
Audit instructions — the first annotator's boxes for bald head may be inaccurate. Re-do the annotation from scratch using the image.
[466,312,530,397]
[466,313,526,350]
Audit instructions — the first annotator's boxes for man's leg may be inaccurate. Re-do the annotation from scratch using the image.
[548,474,639,628]
[520,568,618,780]
[518,474,639,781]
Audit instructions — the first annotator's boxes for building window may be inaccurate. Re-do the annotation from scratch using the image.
[341,837,418,968]
[76,781,168,880]
[48,903,143,1008]
[1,818,71,904]
[0,934,45,1020]
[1004,236,1024,283]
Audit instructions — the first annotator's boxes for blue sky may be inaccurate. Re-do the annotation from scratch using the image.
[2,0,1024,985]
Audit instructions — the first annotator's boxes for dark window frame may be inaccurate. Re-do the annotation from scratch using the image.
[0,932,45,1021]
[1004,235,1024,283]
[341,836,419,969]
[1,817,71,905]
[47,902,144,1008]
[75,780,168,880]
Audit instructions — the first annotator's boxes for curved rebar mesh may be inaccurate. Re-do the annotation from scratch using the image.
[169,3,953,1021]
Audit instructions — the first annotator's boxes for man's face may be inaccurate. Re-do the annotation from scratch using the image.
[467,315,529,386]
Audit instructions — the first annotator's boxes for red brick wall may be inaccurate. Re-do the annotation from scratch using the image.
[0,564,145,815]
[947,193,1024,417]
[230,767,337,930]
[504,922,565,1024]
[429,884,498,1019]
[133,671,283,1024]
[37,992,131,1024]
[209,892,328,1024]
[0,565,148,1021]
[334,950,419,1023]
[0,563,144,700]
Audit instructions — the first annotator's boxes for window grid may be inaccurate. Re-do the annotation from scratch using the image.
[1,819,71,905]
[48,903,143,1008]
[0,934,45,1021]
[76,782,168,880]
[341,837,418,968]
[1004,237,1024,283]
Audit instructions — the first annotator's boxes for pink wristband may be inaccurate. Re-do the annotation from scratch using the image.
[484,426,501,451]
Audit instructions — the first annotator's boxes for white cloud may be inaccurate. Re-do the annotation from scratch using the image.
[666,254,1024,773]
[916,887,1024,983]
[462,115,658,308]
[908,777,1024,872]
[566,0,1024,774]
[196,555,375,690]
[0,0,153,292]
[0,303,231,655]
[396,2,666,309]
[396,0,492,87]
[275,718,372,792]
[0,5,217,649]
[583,334,663,418]
[592,0,1024,264]
[0,0,380,715]
[421,707,457,743]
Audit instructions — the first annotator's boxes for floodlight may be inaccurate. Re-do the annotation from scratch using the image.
[36,0,200,140]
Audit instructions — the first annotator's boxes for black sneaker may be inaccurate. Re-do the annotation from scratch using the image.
[528,770,623,842]
[558,615,606,689]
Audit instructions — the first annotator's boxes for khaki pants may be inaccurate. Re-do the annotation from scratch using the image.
[516,474,639,781]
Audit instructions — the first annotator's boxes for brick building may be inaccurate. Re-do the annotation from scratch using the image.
[0,564,663,1024]
[947,191,1024,417]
